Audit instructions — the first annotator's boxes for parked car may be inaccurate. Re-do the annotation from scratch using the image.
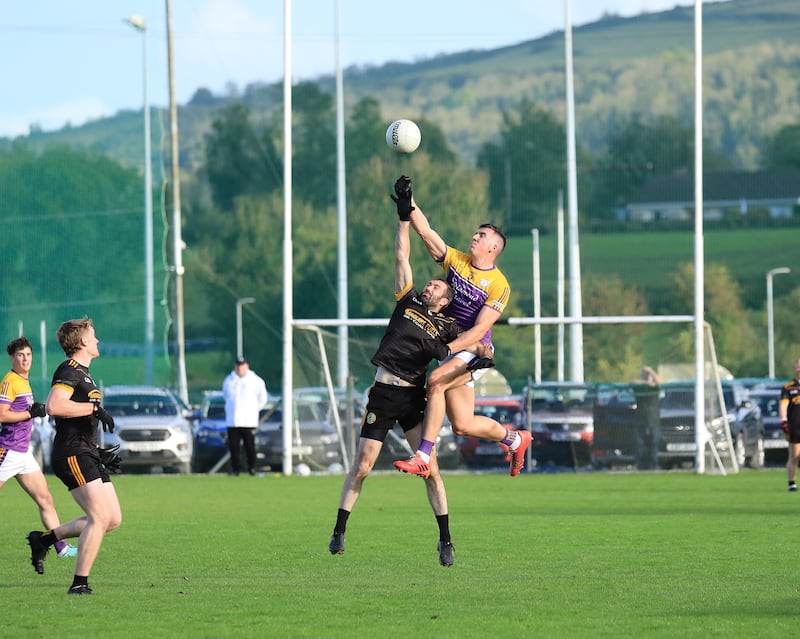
[192,391,228,472]
[524,382,597,467]
[99,385,194,474]
[658,380,764,470]
[29,416,55,472]
[373,419,464,471]
[254,397,343,472]
[748,387,786,463]
[459,395,524,470]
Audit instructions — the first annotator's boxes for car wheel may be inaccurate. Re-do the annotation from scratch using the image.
[734,432,747,468]
[749,435,765,469]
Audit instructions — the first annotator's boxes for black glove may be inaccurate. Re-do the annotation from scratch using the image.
[390,175,414,221]
[92,403,115,433]
[467,356,495,372]
[432,342,450,362]
[98,444,122,474]
[29,402,47,418]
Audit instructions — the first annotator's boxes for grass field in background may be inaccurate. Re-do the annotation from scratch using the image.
[3,469,798,638]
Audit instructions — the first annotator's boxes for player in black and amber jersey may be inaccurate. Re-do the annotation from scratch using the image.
[780,358,800,491]
[26,318,121,595]
[329,217,468,567]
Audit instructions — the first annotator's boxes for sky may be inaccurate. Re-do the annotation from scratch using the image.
[0,0,701,138]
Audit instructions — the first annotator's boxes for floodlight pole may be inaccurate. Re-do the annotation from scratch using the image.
[123,15,155,385]
[165,0,188,404]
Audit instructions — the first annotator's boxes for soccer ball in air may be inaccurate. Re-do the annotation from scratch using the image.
[386,119,421,153]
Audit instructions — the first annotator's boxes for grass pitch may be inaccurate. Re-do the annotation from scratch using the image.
[3,469,797,638]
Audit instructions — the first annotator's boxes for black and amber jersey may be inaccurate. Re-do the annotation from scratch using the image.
[50,359,103,458]
[371,285,461,387]
[781,378,800,427]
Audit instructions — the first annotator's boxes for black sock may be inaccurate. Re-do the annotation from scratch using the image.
[436,514,451,544]
[71,574,88,588]
[334,509,350,534]
[41,530,57,548]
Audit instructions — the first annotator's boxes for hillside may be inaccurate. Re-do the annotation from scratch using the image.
[4,0,800,173]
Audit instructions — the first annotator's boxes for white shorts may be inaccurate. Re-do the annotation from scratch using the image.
[451,350,492,388]
[0,447,41,482]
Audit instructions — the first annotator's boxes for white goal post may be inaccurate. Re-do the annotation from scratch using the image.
[287,313,734,476]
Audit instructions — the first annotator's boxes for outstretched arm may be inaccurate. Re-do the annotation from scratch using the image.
[395,220,413,295]
[409,196,447,262]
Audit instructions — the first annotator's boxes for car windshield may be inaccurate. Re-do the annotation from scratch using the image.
[753,394,780,417]
[528,386,596,412]
[475,403,522,425]
[104,394,179,417]
[660,388,695,409]
[203,399,226,420]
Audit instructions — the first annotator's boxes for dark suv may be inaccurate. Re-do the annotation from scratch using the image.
[658,380,764,470]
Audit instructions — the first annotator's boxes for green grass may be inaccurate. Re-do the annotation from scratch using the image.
[3,469,798,638]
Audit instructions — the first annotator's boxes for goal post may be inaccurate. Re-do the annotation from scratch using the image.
[289,314,734,475]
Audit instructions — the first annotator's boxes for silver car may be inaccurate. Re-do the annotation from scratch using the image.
[99,385,194,474]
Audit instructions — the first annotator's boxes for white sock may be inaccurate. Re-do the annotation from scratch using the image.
[508,432,522,451]
[418,451,431,463]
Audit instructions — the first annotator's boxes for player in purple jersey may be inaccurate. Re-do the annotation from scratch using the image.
[0,336,77,564]
[390,175,533,479]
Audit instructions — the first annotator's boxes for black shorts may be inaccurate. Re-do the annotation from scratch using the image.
[52,451,111,491]
[359,383,426,443]
[789,423,800,445]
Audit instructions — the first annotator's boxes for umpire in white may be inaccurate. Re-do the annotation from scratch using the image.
[222,356,268,475]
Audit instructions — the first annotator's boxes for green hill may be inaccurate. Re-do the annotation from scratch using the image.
[4,0,800,171]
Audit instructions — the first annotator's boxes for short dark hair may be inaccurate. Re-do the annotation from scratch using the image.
[7,336,32,356]
[480,223,507,251]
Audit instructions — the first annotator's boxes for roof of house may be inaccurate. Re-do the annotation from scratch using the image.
[628,169,800,207]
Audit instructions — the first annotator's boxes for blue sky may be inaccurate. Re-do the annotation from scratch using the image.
[0,0,702,138]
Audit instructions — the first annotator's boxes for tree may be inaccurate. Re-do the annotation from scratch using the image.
[476,98,568,235]
[202,103,282,211]
[763,123,800,170]
[665,262,761,376]
[582,274,650,382]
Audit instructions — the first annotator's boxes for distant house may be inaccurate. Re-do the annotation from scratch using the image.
[624,169,800,222]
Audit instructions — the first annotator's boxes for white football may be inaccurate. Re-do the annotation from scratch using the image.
[295,463,311,476]
[386,119,421,153]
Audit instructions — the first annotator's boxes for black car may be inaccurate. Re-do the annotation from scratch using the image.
[254,398,344,473]
[748,387,786,464]
[658,380,764,470]
[524,382,597,468]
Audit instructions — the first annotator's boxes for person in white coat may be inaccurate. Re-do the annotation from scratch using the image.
[222,356,268,475]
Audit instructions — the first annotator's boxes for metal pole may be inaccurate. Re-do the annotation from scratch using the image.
[531,228,541,383]
[693,0,705,473]
[281,0,295,476]
[334,0,349,389]
[124,16,154,385]
[165,0,188,403]
[767,267,790,378]
[564,0,584,382]
[236,297,256,359]
[557,190,565,381]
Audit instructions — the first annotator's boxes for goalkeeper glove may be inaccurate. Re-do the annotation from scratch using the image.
[29,402,47,418]
[99,444,122,474]
[390,175,414,221]
[782,420,789,434]
[91,402,116,433]
[467,357,495,372]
